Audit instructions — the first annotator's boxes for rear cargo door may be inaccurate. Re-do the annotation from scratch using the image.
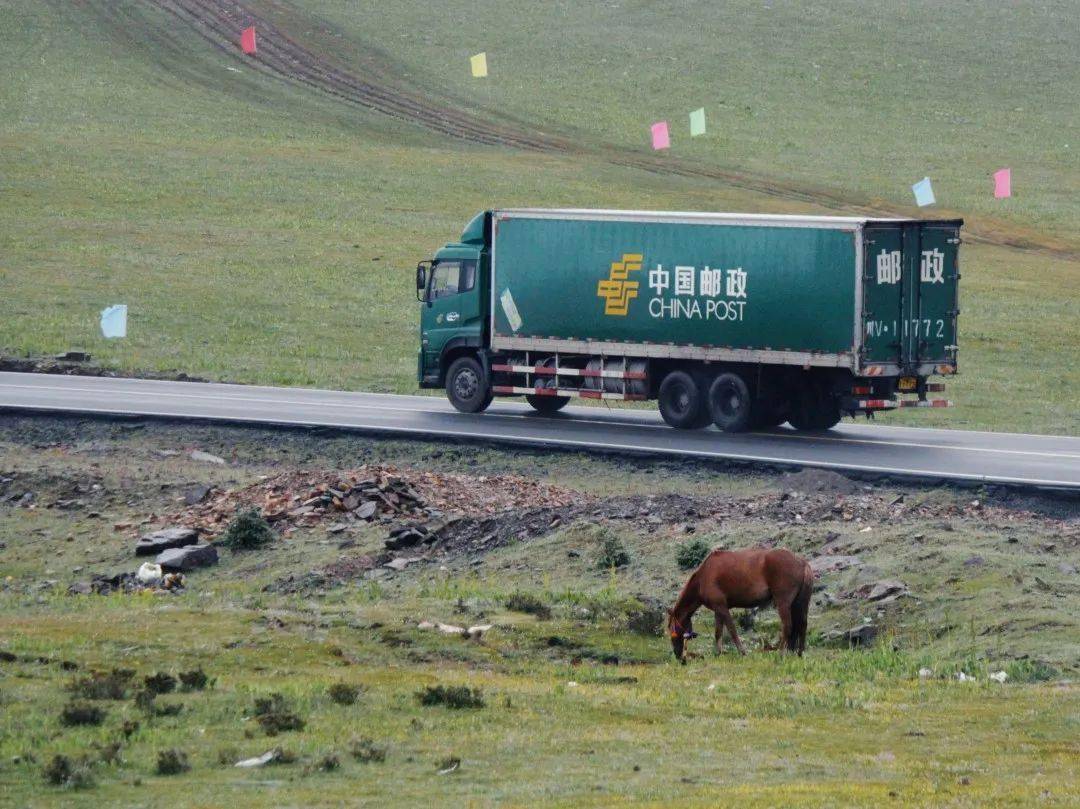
[862,222,959,372]
[862,225,905,366]
[913,223,960,371]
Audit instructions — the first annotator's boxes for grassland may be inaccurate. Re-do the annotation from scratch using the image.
[0,417,1077,806]
[0,0,1077,436]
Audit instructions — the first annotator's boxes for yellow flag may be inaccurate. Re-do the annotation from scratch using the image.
[470,52,488,78]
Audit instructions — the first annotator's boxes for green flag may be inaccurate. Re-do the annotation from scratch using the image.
[689,107,706,136]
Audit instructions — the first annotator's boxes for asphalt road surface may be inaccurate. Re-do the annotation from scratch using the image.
[1,372,1078,490]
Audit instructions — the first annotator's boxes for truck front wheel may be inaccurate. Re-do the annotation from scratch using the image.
[526,394,570,414]
[708,372,754,432]
[658,370,709,429]
[446,356,492,413]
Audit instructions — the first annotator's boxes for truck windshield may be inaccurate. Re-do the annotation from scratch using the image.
[430,260,476,300]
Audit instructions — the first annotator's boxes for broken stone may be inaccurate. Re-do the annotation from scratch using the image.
[962,556,985,568]
[189,450,225,465]
[183,485,213,506]
[384,557,420,572]
[156,543,218,572]
[326,524,348,535]
[989,670,1008,683]
[856,580,910,604]
[136,527,199,557]
[845,624,878,647]
[1059,563,1077,575]
[354,501,377,520]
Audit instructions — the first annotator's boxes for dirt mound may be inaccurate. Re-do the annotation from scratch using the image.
[162,466,584,536]
[782,468,860,496]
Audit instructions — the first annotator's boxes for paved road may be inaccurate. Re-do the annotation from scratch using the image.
[1,372,1078,490]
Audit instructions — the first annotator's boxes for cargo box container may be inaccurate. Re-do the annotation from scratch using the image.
[416,209,960,432]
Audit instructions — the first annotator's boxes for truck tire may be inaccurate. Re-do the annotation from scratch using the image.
[708,372,753,433]
[787,381,841,431]
[751,400,788,430]
[446,356,491,413]
[658,370,708,429]
[526,394,570,414]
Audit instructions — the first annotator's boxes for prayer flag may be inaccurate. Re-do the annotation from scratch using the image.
[100,305,127,339]
[651,121,670,150]
[912,177,935,207]
[241,26,256,55]
[689,108,706,136]
[993,168,1011,199]
[470,52,488,78]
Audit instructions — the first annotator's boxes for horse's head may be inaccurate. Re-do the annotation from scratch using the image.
[667,611,698,664]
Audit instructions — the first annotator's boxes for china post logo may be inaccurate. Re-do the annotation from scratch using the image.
[596,253,643,316]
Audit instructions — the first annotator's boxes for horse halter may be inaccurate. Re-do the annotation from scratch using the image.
[669,616,698,640]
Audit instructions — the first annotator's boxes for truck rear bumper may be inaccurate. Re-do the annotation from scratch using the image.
[842,396,953,412]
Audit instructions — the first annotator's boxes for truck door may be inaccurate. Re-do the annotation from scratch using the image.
[862,225,906,368]
[862,222,959,374]
[421,259,481,373]
[913,223,960,372]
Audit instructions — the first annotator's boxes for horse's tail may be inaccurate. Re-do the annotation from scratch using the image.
[787,563,814,653]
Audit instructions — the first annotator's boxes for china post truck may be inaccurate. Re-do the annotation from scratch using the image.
[416,209,960,432]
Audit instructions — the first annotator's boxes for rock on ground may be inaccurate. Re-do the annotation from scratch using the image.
[135,527,199,556]
[156,543,218,572]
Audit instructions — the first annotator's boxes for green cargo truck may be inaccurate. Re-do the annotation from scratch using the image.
[415,209,961,432]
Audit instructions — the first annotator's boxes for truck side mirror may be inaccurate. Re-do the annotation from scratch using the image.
[415,262,428,302]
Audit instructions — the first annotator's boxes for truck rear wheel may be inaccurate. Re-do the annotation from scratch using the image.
[526,394,570,414]
[708,372,753,433]
[658,370,708,429]
[446,356,491,414]
[787,381,841,431]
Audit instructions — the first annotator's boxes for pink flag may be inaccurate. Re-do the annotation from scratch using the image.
[993,168,1011,199]
[240,26,257,55]
[651,121,670,150]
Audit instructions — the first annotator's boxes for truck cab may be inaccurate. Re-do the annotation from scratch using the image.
[416,212,489,389]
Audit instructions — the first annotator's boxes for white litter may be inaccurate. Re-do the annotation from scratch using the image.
[235,749,281,768]
[136,562,162,586]
[989,670,1008,683]
[956,671,974,682]
[417,621,493,640]
[189,450,225,465]
[918,667,933,679]
[567,681,578,688]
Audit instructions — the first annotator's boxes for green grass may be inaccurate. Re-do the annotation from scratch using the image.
[0,0,1077,434]
[0,417,1077,805]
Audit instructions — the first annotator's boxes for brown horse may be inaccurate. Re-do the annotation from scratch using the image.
[667,548,813,662]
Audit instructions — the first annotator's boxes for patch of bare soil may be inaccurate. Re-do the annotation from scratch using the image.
[160,466,585,538]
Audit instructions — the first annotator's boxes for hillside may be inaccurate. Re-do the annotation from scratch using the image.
[0,0,1077,433]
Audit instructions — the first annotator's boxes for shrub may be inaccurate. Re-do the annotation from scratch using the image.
[221,508,274,550]
[143,672,176,695]
[155,749,190,776]
[504,592,552,620]
[327,682,361,706]
[1005,659,1058,683]
[60,701,106,727]
[316,753,340,772]
[42,755,94,788]
[416,685,485,709]
[67,668,134,700]
[253,693,305,735]
[676,538,712,571]
[349,737,387,763]
[595,533,630,570]
[178,668,210,691]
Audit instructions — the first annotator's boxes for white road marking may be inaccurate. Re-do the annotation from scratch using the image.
[3,401,1078,489]
[2,380,1078,461]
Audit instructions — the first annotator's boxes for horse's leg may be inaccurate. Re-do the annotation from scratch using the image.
[716,605,747,656]
[775,597,793,653]
[712,609,725,654]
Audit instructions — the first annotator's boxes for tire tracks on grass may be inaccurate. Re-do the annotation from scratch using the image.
[82,0,1079,262]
